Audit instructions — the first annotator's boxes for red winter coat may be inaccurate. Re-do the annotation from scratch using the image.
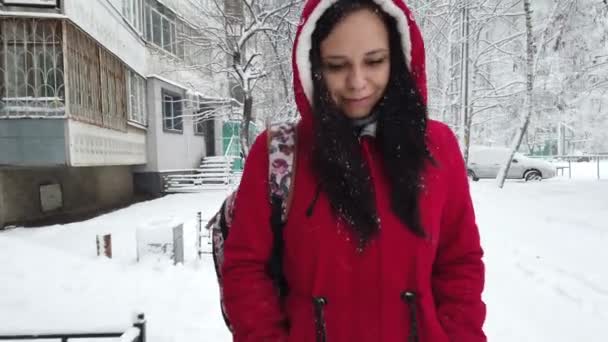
[221,1,486,341]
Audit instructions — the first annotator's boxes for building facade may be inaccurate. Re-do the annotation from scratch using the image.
[0,0,224,227]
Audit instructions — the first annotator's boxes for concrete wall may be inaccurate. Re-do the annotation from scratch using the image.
[0,165,133,227]
[140,77,160,172]
[0,119,67,166]
[137,76,207,172]
[0,171,5,228]
[146,48,226,99]
[67,120,147,167]
[133,171,162,196]
[63,0,147,75]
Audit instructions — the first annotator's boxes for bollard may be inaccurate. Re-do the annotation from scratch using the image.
[197,212,202,260]
[96,234,112,258]
[173,224,184,265]
[133,313,146,342]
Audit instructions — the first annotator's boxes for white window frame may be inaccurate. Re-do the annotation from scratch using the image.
[145,1,179,56]
[122,0,144,34]
[162,90,183,133]
[127,70,147,126]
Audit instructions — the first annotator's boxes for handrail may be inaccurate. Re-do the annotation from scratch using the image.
[224,134,239,157]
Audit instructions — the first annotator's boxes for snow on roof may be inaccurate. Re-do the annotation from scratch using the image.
[146,74,188,90]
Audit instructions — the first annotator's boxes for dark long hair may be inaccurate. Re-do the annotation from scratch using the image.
[309,0,432,247]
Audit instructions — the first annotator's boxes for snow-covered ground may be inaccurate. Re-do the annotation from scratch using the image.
[0,190,233,341]
[479,179,608,341]
[1,162,607,341]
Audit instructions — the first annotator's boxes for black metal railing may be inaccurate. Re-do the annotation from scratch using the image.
[0,313,146,342]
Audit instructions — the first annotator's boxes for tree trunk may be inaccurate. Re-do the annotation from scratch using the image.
[463,26,484,167]
[440,3,460,127]
[460,3,471,164]
[240,92,253,158]
[496,0,534,188]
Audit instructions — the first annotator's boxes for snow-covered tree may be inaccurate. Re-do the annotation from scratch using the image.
[181,0,303,157]
[411,0,608,169]
[497,0,608,186]
[411,0,528,163]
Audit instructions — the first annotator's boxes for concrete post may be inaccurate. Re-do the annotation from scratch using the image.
[0,170,5,229]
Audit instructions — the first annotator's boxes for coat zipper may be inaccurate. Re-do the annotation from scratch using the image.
[313,296,328,342]
[401,291,420,342]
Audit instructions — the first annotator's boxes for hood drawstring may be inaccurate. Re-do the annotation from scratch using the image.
[313,297,328,342]
[401,291,420,342]
[306,181,323,217]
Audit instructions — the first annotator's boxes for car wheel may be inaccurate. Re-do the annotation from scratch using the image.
[524,170,542,182]
[467,169,480,182]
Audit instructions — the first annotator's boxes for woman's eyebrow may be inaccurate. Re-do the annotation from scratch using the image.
[323,49,389,60]
[365,49,389,56]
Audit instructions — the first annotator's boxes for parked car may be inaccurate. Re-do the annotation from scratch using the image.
[467,146,557,182]
[572,151,592,162]
[576,156,591,162]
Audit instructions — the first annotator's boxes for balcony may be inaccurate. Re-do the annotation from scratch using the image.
[0,18,146,167]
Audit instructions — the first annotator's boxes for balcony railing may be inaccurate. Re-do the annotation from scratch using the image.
[0,18,65,118]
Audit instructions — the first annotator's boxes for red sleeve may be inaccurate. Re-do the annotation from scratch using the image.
[432,124,487,342]
[221,131,289,342]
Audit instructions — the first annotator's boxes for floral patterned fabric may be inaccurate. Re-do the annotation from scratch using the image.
[210,122,297,331]
[268,123,297,221]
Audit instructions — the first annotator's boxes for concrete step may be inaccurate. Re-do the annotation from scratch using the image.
[203,156,236,162]
[200,162,233,167]
[164,184,230,192]
[166,173,228,178]
[198,165,231,170]
[166,178,228,185]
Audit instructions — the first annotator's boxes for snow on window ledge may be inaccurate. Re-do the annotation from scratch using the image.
[128,120,148,130]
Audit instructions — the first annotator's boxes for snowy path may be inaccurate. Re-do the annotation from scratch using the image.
[1,175,607,341]
[477,180,608,341]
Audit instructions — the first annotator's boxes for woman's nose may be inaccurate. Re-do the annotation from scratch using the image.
[346,66,366,91]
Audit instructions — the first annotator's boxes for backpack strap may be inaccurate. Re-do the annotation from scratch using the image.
[267,122,297,299]
[268,122,298,222]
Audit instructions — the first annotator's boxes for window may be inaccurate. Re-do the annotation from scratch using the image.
[66,22,102,125]
[122,0,144,33]
[127,70,146,126]
[65,23,127,131]
[0,18,65,117]
[144,0,181,56]
[162,90,182,132]
[99,49,127,131]
[149,10,162,46]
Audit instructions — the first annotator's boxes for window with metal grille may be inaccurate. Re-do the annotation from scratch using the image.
[65,23,127,132]
[0,18,64,117]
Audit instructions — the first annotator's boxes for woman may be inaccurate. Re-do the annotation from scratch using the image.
[221,0,486,341]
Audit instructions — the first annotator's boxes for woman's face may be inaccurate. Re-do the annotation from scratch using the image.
[320,9,391,119]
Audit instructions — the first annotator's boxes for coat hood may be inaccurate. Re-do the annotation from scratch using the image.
[292,0,428,126]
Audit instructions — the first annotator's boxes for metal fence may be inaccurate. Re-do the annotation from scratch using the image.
[0,314,146,342]
[543,155,608,180]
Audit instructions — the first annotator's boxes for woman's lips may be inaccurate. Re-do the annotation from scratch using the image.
[344,96,372,108]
